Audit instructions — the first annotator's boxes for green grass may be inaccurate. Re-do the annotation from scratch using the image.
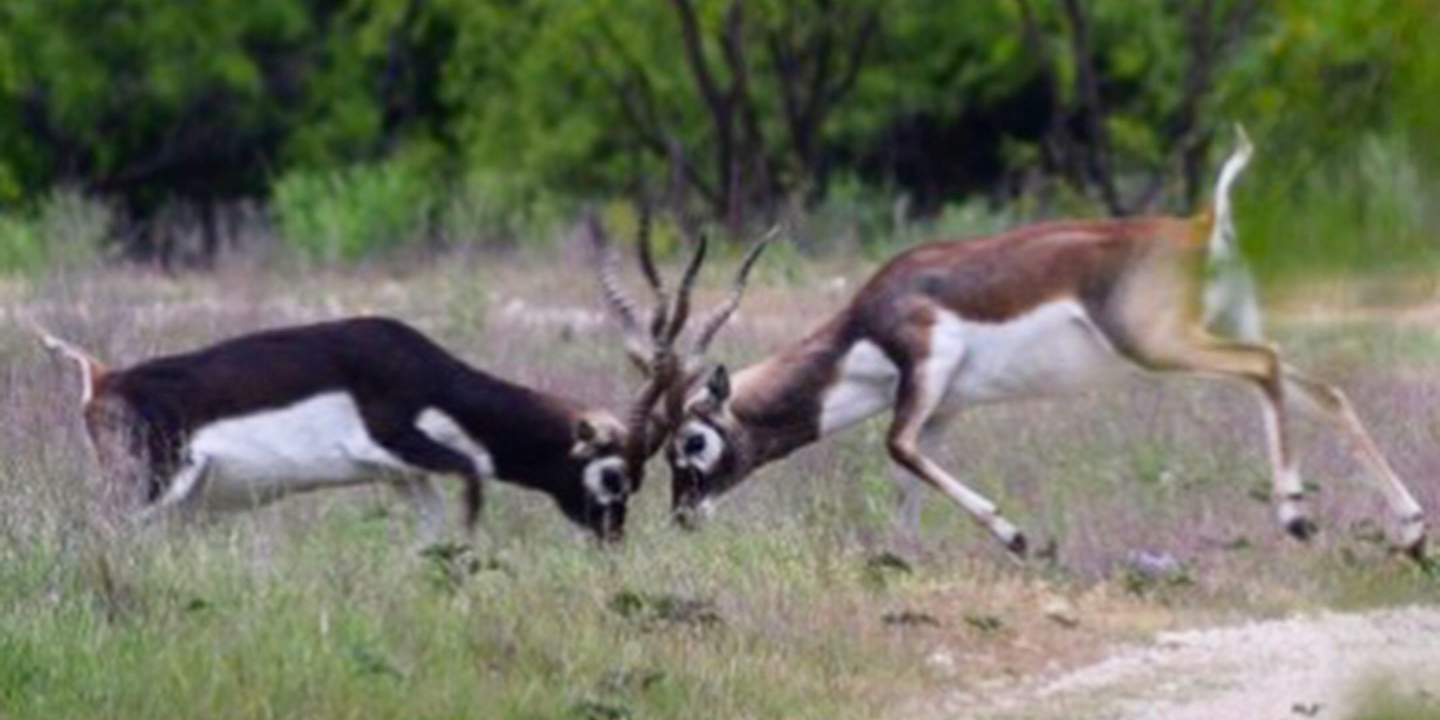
[5,259,1440,719]
[1348,680,1440,720]
[0,509,919,720]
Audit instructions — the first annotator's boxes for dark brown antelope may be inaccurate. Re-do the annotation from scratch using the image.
[33,227,711,544]
[656,128,1427,559]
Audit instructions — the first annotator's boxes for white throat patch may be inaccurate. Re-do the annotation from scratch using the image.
[582,456,627,504]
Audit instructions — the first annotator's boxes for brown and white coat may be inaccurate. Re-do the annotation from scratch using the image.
[665,129,1427,558]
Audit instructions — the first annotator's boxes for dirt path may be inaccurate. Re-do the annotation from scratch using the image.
[921,606,1440,720]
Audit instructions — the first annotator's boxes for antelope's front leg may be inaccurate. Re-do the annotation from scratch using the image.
[886,420,954,541]
[136,455,212,526]
[885,355,1027,555]
[390,475,448,548]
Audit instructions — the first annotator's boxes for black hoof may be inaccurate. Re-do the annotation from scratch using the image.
[1005,532,1028,557]
[672,511,701,532]
[1285,516,1319,542]
[1401,537,1428,564]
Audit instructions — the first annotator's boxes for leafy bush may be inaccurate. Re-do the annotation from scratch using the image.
[1241,131,1440,281]
[0,214,44,274]
[0,189,109,275]
[797,174,907,253]
[922,199,1017,242]
[272,159,438,263]
[439,170,574,248]
[36,189,111,270]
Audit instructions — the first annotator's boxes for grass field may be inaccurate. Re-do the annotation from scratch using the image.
[2,249,1439,720]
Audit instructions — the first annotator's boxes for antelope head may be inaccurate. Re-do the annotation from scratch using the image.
[590,208,771,526]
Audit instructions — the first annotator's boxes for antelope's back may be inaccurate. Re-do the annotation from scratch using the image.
[847,217,1199,330]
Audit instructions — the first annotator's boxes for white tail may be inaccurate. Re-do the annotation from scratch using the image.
[27,320,107,405]
[1203,124,1263,342]
[1208,123,1255,263]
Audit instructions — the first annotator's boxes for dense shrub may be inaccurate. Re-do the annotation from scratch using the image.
[0,190,109,274]
[272,161,437,263]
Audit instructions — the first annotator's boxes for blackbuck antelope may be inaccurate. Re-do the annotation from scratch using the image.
[33,236,711,544]
[662,128,1427,559]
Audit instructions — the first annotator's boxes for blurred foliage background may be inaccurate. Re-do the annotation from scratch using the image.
[0,0,1435,278]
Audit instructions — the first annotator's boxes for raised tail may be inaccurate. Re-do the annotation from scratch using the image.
[25,319,108,404]
[1201,124,1263,342]
[1207,123,1255,264]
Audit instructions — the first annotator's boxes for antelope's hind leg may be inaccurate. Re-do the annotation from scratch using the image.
[1132,332,1316,541]
[1283,365,1426,558]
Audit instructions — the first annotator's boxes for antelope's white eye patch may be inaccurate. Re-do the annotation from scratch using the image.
[673,421,723,472]
[583,457,628,504]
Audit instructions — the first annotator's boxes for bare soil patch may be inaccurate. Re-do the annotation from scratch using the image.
[910,605,1440,720]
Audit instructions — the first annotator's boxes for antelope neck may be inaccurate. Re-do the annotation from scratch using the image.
[728,320,869,467]
[439,370,587,489]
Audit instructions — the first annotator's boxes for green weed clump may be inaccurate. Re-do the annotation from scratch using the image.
[272,160,438,264]
[1347,681,1440,720]
[0,212,45,273]
[0,190,109,275]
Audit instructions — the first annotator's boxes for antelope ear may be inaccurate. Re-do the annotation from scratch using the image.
[572,419,600,458]
[707,365,731,404]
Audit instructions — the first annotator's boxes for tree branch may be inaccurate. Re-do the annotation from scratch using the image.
[820,7,877,109]
[1060,0,1125,215]
[1013,0,1080,185]
[1173,0,1217,207]
[671,0,737,220]
[583,32,720,206]
[671,0,729,126]
[723,0,759,225]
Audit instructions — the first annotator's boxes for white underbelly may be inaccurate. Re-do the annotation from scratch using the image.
[949,300,1137,405]
[815,301,1138,434]
[186,392,406,509]
[198,454,386,510]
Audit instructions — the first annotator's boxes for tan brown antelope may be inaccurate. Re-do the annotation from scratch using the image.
[649,127,1427,559]
[31,223,717,545]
